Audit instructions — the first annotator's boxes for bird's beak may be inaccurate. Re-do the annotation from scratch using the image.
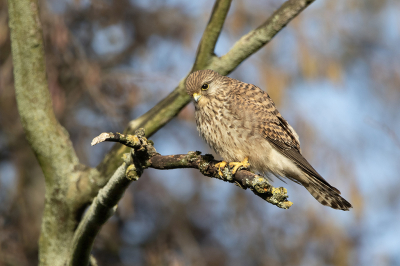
[193,92,202,103]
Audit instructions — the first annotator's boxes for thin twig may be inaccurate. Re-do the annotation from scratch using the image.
[366,118,400,149]
[212,0,316,74]
[193,0,232,70]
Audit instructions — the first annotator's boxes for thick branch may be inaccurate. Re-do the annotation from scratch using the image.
[96,0,316,182]
[8,0,79,182]
[8,0,84,265]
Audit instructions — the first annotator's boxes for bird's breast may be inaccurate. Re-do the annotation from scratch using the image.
[195,100,257,162]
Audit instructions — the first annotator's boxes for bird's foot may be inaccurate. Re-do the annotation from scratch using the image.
[215,161,228,176]
[229,157,250,174]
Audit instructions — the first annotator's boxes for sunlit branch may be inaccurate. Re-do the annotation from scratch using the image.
[94,130,292,210]
[149,153,292,209]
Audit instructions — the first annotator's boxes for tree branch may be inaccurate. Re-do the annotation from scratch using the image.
[192,0,232,70]
[69,154,135,266]
[8,0,87,264]
[73,130,290,262]
[212,0,316,74]
[71,126,293,264]
[149,153,292,208]
[8,0,79,181]
[94,131,292,209]
[96,0,316,183]
[69,130,159,266]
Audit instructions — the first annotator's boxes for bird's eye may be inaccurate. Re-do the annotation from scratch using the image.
[201,84,209,90]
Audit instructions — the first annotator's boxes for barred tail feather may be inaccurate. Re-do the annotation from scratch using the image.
[303,175,352,211]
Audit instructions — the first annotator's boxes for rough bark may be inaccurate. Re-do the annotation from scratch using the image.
[7,0,91,264]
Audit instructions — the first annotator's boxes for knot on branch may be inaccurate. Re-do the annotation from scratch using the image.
[92,130,155,153]
[92,129,159,177]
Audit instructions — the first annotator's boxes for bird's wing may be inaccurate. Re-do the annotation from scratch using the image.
[228,81,336,189]
[228,81,300,149]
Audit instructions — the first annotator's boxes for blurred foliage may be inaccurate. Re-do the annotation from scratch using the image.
[1,0,400,265]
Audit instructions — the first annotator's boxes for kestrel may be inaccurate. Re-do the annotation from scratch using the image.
[185,69,352,211]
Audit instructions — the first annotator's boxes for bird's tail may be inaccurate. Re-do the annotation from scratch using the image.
[303,175,352,211]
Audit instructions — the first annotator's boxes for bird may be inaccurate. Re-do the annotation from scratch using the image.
[185,69,352,211]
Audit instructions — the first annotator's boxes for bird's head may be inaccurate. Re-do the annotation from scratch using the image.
[185,69,225,105]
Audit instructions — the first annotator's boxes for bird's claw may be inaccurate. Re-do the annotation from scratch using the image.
[229,157,250,174]
[215,161,227,176]
[215,157,250,176]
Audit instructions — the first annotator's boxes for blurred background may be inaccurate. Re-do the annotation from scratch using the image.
[1,0,400,265]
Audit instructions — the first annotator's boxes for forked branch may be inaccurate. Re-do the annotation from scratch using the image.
[69,129,291,264]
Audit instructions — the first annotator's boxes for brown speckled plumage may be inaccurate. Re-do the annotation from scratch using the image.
[186,69,352,211]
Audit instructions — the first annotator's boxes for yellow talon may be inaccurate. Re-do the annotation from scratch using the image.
[215,161,228,176]
[229,157,250,174]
